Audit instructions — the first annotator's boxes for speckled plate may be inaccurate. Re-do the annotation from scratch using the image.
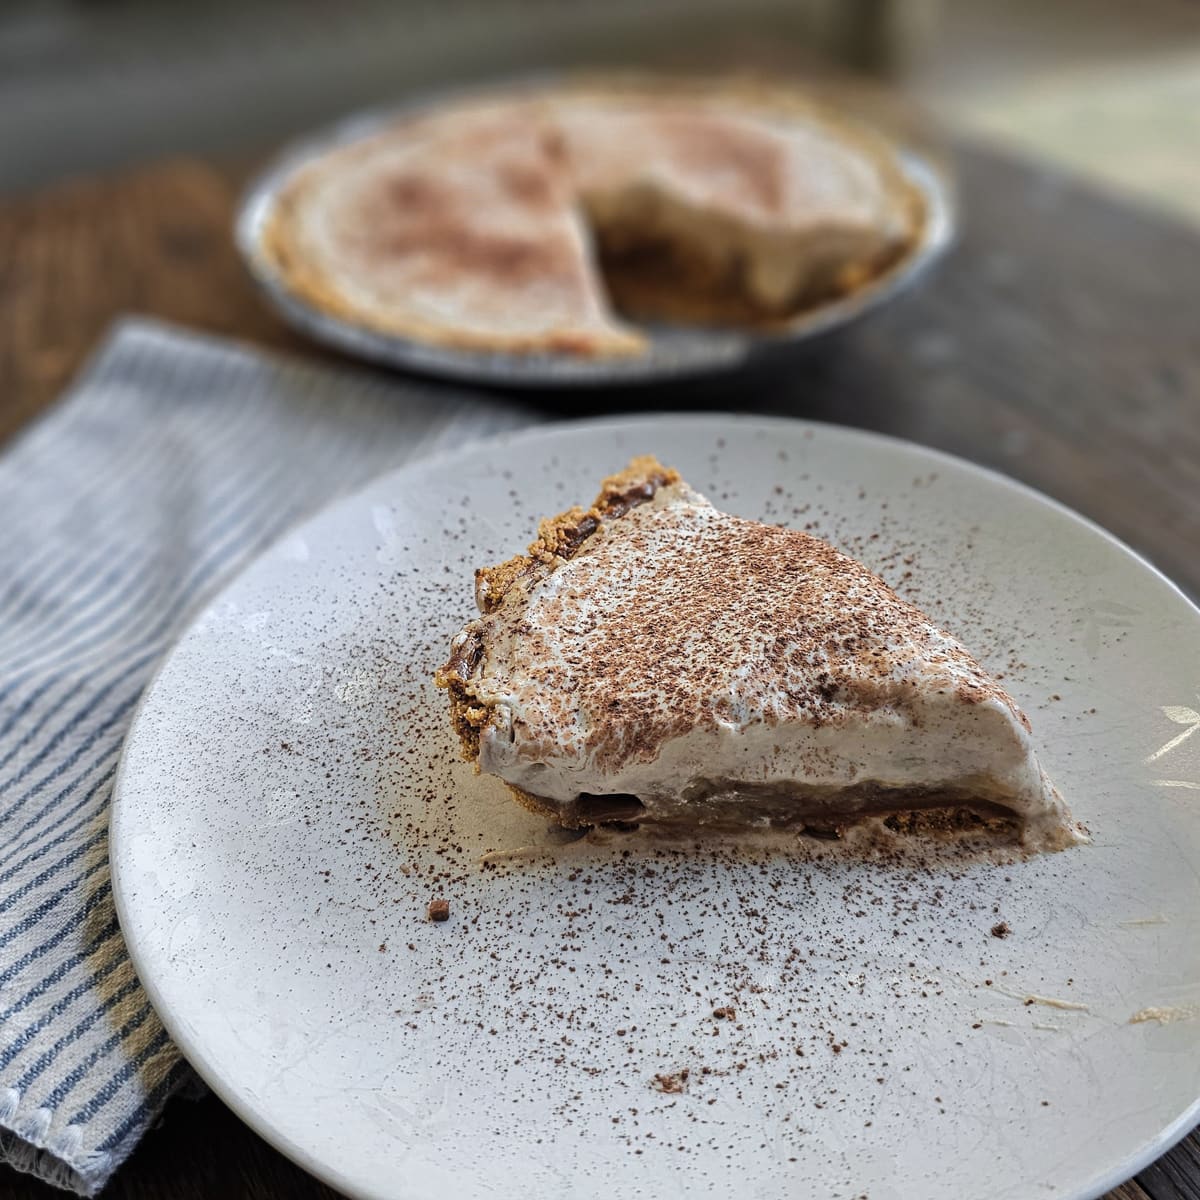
[234,83,954,387]
[112,416,1200,1200]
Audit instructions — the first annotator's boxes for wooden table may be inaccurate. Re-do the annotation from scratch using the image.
[1,144,1197,1199]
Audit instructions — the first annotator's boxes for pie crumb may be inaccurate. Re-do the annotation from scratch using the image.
[652,1068,690,1094]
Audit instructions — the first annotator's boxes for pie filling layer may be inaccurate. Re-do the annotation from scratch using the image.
[531,781,1022,839]
[581,188,905,326]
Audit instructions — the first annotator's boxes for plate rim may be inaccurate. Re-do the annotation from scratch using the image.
[233,76,957,387]
[111,413,1200,1200]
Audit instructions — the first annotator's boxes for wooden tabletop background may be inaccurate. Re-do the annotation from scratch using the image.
[0,141,1198,1199]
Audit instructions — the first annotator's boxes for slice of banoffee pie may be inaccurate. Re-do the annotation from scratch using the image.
[435,457,1082,853]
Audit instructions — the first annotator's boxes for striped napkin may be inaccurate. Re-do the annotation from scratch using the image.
[0,319,530,1194]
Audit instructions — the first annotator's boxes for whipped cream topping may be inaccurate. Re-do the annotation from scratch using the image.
[269,100,643,353]
[559,97,910,236]
[269,83,920,348]
[446,475,1081,851]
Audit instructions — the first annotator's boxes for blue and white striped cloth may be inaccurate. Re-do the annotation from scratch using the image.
[0,319,528,1194]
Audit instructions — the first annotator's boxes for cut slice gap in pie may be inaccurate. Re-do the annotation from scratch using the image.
[435,457,1085,853]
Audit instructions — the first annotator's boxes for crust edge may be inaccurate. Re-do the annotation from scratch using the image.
[433,455,680,763]
[473,454,679,614]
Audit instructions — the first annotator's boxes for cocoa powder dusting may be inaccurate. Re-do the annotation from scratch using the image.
[443,457,1024,776]
[292,436,1076,1186]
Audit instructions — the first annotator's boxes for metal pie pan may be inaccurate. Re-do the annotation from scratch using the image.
[235,82,956,387]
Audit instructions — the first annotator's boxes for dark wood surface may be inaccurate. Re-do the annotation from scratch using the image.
[1,143,1197,1199]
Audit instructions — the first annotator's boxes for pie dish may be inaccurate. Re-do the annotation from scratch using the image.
[262,77,924,357]
[436,456,1083,852]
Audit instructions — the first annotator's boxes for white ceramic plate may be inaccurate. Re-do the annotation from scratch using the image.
[235,82,954,387]
[112,416,1200,1200]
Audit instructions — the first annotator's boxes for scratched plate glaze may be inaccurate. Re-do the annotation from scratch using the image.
[112,416,1200,1200]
